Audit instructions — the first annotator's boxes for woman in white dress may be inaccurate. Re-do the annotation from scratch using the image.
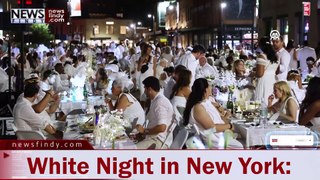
[105,74,145,131]
[183,78,242,148]
[255,42,279,103]
[137,44,157,102]
[267,81,299,122]
[286,39,298,70]
[299,77,320,134]
[170,69,191,123]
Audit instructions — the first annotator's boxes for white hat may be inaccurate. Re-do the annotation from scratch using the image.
[105,64,119,73]
[26,73,39,80]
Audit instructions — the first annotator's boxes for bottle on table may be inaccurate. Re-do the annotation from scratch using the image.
[226,91,234,114]
[259,99,268,128]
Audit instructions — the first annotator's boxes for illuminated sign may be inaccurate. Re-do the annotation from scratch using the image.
[69,0,81,17]
[303,2,311,16]
[157,2,170,28]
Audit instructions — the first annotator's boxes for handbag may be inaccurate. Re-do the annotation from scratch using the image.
[141,63,149,73]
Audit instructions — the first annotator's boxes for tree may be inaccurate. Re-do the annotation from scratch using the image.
[29,24,54,47]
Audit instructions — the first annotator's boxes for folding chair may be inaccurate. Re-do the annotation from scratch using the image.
[170,127,189,149]
[12,124,46,140]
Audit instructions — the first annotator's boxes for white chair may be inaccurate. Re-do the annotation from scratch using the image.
[12,124,46,140]
[161,116,179,149]
[170,127,189,149]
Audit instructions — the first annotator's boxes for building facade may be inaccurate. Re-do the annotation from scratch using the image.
[258,0,319,47]
[166,0,257,50]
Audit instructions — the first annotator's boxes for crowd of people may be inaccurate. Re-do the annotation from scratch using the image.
[1,35,320,148]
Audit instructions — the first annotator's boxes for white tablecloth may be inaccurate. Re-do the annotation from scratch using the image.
[234,122,310,148]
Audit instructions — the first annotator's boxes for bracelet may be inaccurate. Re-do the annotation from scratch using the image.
[229,123,233,129]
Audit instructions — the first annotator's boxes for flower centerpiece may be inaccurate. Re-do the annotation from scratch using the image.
[94,110,131,148]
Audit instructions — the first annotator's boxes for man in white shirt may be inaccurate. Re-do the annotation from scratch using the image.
[13,83,62,139]
[178,45,206,85]
[136,76,174,149]
[272,36,290,81]
[298,41,317,79]
[195,56,219,79]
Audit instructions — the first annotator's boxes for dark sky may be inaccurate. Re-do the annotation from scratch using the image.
[116,0,159,21]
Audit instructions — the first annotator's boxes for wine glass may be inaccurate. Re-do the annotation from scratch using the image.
[81,103,87,114]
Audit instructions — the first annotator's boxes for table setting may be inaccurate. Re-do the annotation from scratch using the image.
[62,108,138,149]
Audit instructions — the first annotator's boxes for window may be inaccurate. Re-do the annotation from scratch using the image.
[106,25,114,34]
[120,26,127,35]
[93,25,99,35]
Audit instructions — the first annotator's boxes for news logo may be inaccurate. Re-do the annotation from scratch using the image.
[11,8,45,24]
[45,9,67,23]
[11,8,67,24]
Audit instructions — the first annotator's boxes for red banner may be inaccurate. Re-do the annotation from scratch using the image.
[0,140,94,150]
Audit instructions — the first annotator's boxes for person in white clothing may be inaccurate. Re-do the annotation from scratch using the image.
[254,40,279,103]
[178,45,206,86]
[183,78,242,148]
[195,56,219,79]
[272,36,290,81]
[286,39,298,70]
[13,83,63,139]
[163,65,187,99]
[136,76,174,149]
[297,41,317,80]
[267,81,299,122]
[105,74,145,131]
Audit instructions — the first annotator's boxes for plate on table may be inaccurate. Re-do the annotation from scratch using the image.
[79,123,95,133]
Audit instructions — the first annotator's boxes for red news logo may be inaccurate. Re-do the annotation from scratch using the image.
[45,9,67,23]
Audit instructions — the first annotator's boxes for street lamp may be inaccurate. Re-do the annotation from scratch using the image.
[147,13,155,39]
[221,2,227,9]
[220,2,227,49]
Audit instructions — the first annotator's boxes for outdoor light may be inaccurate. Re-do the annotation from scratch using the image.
[221,2,227,9]
[305,22,309,32]
[148,14,152,18]
[168,5,174,10]
[130,24,135,28]
[137,22,142,26]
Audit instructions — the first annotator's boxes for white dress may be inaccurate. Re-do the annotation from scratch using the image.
[171,96,187,123]
[288,49,298,70]
[255,58,279,103]
[189,99,243,148]
[120,93,146,128]
[139,61,154,101]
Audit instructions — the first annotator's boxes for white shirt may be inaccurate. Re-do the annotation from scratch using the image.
[53,74,69,92]
[13,97,49,131]
[298,46,317,78]
[276,48,291,81]
[0,67,9,92]
[146,93,174,144]
[178,53,198,85]
[195,63,219,79]
[163,77,175,99]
